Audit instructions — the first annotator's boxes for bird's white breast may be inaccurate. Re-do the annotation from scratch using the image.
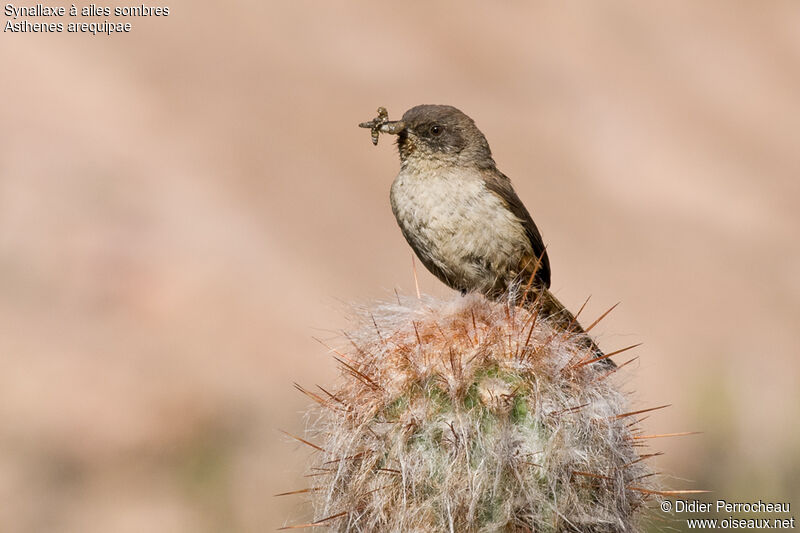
[389,166,531,292]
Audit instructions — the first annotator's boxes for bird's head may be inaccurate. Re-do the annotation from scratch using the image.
[361,105,495,170]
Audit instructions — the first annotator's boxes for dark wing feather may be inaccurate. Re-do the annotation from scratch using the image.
[483,170,551,288]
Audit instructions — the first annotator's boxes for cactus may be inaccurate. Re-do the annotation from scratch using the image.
[287,292,661,532]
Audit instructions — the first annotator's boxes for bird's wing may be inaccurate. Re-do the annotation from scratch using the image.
[483,170,551,288]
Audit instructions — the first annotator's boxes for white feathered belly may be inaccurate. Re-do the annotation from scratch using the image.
[389,169,531,293]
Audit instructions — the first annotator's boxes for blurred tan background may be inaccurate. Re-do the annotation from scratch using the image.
[1,1,798,531]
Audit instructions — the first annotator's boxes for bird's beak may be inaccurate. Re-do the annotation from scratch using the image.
[359,108,405,145]
[379,120,405,135]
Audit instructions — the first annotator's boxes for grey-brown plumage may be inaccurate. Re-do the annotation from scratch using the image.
[360,105,612,366]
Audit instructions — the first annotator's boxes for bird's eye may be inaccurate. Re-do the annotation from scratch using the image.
[429,125,443,136]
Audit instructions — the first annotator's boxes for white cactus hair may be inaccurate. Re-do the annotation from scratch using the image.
[284,292,671,532]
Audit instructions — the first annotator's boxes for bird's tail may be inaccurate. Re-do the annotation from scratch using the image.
[522,287,616,368]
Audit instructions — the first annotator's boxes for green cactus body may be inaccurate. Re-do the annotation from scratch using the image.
[296,294,658,532]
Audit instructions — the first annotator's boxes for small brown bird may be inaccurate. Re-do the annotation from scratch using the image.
[360,105,612,366]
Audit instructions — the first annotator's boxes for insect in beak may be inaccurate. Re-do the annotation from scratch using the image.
[359,107,405,145]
